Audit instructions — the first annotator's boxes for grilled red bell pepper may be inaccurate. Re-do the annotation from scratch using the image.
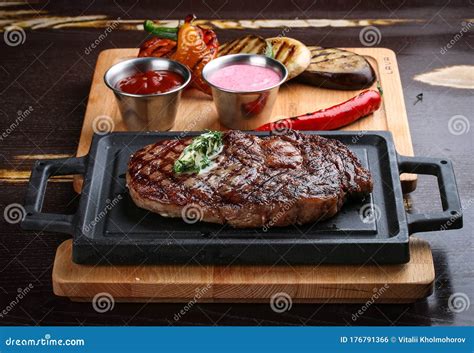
[256,89,382,131]
[138,37,177,58]
[171,14,218,94]
[138,15,219,95]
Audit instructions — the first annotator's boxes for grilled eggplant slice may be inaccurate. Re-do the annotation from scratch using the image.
[266,37,311,80]
[218,35,272,57]
[297,47,376,90]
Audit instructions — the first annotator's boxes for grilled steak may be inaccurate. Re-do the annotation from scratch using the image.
[127,131,373,228]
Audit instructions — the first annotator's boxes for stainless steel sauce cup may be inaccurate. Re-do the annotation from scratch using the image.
[104,57,191,131]
[202,54,288,130]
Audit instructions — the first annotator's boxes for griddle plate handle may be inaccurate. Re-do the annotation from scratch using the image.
[398,156,463,234]
[21,157,86,235]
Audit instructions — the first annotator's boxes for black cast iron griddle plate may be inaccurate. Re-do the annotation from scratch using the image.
[73,131,408,265]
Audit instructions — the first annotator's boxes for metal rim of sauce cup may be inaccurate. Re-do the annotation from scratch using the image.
[103,57,192,131]
[104,57,191,97]
[202,54,288,93]
[202,54,288,130]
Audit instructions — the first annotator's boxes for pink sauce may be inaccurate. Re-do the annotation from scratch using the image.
[208,64,281,91]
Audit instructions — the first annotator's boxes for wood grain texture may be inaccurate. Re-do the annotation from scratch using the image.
[53,238,434,303]
[73,47,416,192]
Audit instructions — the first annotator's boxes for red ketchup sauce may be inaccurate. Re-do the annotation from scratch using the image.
[117,70,184,95]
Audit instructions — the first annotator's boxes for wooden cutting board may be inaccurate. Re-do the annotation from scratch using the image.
[60,48,428,304]
[74,47,416,193]
[53,238,434,303]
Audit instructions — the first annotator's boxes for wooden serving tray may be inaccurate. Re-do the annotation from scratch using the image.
[53,238,434,303]
[74,47,416,192]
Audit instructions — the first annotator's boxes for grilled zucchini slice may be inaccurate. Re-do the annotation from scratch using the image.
[296,47,376,90]
[266,37,311,80]
[218,35,272,57]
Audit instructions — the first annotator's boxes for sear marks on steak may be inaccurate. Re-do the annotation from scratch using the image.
[126,131,373,228]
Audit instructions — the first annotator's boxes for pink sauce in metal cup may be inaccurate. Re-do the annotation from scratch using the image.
[207,64,282,91]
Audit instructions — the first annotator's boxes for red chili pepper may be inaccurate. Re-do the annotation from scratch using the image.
[256,89,382,131]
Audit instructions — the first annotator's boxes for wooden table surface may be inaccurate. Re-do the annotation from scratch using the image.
[0,0,472,326]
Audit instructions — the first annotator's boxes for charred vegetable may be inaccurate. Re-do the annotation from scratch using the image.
[172,15,218,94]
[138,15,219,94]
[218,35,273,57]
[217,35,311,80]
[256,89,382,131]
[266,37,311,80]
[297,47,376,90]
[138,37,177,58]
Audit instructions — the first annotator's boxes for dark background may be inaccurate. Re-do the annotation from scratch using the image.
[0,0,472,325]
